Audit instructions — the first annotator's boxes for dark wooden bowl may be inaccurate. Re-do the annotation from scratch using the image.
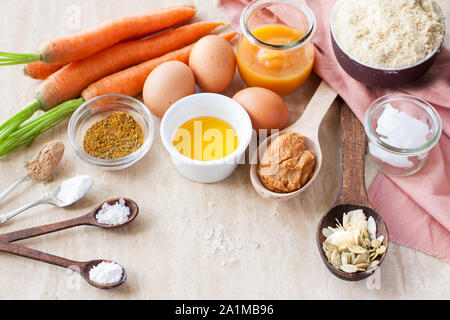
[329,2,444,88]
[316,204,390,281]
[330,34,441,88]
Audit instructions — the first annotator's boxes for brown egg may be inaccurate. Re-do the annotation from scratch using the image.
[143,61,195,118]
[233,87,288,133]
[189,35,236,93]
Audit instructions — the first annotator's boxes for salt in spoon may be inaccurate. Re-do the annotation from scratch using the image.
[0,175,93,224]
[0,198,139,289]
[0,141,64,203]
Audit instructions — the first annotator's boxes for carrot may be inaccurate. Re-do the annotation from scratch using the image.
[82,32,238,100]
[0,5,196,66]
[24,61,66,80]
[35,21,226,110]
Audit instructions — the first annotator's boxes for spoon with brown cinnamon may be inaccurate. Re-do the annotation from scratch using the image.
[0,141,64,202]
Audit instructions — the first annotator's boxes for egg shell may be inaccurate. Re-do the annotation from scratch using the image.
[233,87,288,132]
[143,61,195,118]
[189,35,236,93]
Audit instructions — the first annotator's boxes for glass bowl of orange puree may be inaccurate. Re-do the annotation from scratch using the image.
[237,0,316,96]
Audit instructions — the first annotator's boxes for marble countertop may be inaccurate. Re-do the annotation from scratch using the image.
[0,0,448,299]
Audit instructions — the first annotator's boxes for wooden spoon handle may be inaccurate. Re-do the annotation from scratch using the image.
[0,242,85,272]
[287,81,338,136]
[337,103,371,207]
[0,214,93,243]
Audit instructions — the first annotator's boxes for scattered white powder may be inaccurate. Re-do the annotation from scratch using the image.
[200,224,243,266]
[89,261,123,285]
[95,199,130,226]
[54,175,93,205]
[369,104,430,168]
[333,0,444,68]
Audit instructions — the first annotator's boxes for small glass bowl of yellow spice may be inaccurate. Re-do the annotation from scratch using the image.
[68,94,154,170]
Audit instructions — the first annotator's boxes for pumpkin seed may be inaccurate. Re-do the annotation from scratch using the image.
[323,242,338,252]
[322,209,386,274]
[340,264,358,273]
[331,249,341,268]
[353,253,369,265]
[356,262,370,269]
[371,239,381,248]
[325,250,332,262]
[348,245,367,254]
[341,252,350,265]
[322,228,333,238]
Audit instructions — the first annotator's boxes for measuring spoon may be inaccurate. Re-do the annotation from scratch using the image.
[250,81,338,200]
[0,175,93,224]
[0,141,65,203]
[0,175,32,203]
[0,198,139,289]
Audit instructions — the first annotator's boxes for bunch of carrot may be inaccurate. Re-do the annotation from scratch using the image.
[0,4,237,156]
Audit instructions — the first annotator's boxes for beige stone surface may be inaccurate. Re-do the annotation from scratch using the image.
[0,0,448,300]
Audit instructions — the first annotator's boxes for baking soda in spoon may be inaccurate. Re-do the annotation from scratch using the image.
[53,175,94,206]
[0,175,93,224]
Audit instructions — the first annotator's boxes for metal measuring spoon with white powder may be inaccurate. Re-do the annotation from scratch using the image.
[0,141,65,203]
[0,175,93,224]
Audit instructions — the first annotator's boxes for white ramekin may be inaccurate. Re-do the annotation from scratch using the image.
[160,93,253,184]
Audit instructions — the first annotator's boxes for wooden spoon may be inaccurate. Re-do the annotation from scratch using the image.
[0,198,138,289]
[0,242,127,289]
[250,81,338,200]
[316,104,389,281]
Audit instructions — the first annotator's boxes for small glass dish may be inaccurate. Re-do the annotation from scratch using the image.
[68,94,154,171]
[364,94,442,176]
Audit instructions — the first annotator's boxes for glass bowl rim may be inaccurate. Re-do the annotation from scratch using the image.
[364,94,442,156]
[68,94,154,166]
[240,0,317,51]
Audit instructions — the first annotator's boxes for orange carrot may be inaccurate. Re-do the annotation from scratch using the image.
[82,32,237,100]
[23,61,66,80]
[35,22,226,110]
[0,5,196,66]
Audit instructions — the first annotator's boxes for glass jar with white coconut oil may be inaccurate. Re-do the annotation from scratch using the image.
[364,94,442,176]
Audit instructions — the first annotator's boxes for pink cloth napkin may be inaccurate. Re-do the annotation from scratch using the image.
[215,0,450,262]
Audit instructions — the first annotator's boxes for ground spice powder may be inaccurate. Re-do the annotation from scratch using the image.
[83,111,144,159]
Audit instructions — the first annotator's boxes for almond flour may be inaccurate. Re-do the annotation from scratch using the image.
[333,0,444,68]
